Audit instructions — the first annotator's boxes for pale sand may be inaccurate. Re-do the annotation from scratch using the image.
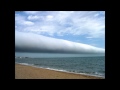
[15,64,104,79]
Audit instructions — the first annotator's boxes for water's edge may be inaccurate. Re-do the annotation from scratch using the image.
[15,62,105,78]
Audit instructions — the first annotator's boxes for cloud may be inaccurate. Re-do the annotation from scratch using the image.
[23,21,34,25]
[15,14,34,26]
[15,31,105,54]
[86,37,93,39]
[94,13,99,17]
[15,11,105,38]
[27,15,39,20]
[24,11,39,14]
[46,15,53,21]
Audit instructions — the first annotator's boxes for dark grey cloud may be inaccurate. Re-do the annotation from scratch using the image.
[15,31,105,54]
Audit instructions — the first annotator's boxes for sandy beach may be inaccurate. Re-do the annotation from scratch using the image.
[15,64,104,79]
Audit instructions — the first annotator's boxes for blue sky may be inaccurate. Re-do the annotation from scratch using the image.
[15,11,105,49]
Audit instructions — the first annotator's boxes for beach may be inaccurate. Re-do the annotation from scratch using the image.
[15,64,104,79]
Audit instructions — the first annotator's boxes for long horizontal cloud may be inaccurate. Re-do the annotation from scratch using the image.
[15,31,105,54]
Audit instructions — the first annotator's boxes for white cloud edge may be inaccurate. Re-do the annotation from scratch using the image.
[15,31,105,54]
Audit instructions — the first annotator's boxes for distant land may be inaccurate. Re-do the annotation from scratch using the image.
[15,56,29,58]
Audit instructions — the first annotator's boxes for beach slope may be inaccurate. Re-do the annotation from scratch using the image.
[15,64,104,79]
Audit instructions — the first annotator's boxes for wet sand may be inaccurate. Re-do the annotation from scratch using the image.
[15,64,104,79]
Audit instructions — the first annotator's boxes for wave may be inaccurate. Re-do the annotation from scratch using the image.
[15,62,34,66]
[15,62,105,78]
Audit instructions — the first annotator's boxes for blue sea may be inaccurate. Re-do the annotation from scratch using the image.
[15,53,105,78]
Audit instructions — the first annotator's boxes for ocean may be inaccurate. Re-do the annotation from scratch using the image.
[15,54,105,78]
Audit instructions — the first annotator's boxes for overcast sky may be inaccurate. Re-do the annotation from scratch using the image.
[15,11,105,54]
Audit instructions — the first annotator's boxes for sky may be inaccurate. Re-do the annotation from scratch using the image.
[15,11,105,55]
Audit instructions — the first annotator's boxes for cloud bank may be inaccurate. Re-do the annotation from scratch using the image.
[15,31,105,54]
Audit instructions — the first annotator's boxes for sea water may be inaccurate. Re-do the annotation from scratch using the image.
[15,54,105,78]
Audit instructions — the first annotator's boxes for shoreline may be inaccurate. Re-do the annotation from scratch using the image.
[15,63,104,79]
[16,62,104,78]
